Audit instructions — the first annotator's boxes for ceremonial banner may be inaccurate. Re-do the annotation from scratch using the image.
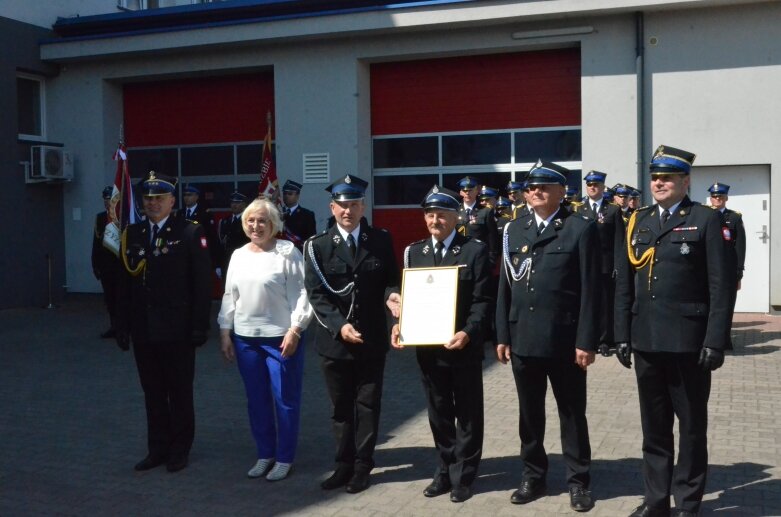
[103,140,137,256]
[398,266,459,346]
[258,111,278,199]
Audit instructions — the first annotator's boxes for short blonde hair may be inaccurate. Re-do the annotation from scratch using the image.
[241,198,283,237]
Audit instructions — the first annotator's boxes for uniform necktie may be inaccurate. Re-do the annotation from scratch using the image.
[592,202,598,216]
[661,209,670,226]
[187,209,193,219]
[434,241,443,266]
[151,224,159,247]
[346,234,356,258]
[465,207,472,219]
[537,222,546,236]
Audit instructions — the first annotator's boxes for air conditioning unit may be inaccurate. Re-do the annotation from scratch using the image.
[30,145,74,181]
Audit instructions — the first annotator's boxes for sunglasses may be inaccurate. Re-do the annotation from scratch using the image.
[586,182,601,187]
[710,194,725,199]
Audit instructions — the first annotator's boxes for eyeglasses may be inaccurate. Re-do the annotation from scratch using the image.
[586,182,601,187]
[710,194,725,199]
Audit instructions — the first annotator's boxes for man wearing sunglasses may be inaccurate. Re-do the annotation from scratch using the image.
[456,176,498,269]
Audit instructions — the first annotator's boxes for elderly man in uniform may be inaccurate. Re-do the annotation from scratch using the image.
[92,186,120,338]
[391,185,491,503]
[496,160,601,513]
[218,191,250,279]
[456,176,498,268]
[116,171,212,473]
[304,174,400,494]
[281,179,317,251]
[572,170,625,353]
[614,146,732,517]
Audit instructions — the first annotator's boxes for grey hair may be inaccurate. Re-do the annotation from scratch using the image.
[241,197,283,237]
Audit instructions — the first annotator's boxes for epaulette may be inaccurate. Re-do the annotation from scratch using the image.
[708,205,717,210]
[409,238,427,247]
[733,210,742,216]
[609,202,620,207]
[635,205,652,212]
[570,201,584,206]
[308,230,330,242]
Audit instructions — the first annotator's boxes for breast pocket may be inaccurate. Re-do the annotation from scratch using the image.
[670,230,702,257]
[327,261,348,275]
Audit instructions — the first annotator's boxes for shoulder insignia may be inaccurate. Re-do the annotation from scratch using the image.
[733,210,742,216]
[409,238,427,247]
[571,201,584,206]
[636,205,652,212]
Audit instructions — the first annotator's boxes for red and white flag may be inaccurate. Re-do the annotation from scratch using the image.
[258,111,278,200]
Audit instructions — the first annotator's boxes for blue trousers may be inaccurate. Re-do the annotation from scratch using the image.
[233,334,305,463]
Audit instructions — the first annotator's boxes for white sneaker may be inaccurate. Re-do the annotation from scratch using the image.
[247,458,274,478]
[265,462,292,481]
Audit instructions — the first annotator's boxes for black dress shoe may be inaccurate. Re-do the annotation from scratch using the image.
[101,328,116,338]
[449,485,472,503]
[166,455,188,472]
[321,466,353,490]
[134,454,166,471]
[671,510,697,517]
[569,486,594,512]
[510,479,547,504]
[345,470,371,493]
[423,474,451,497]
[629,504,670,517]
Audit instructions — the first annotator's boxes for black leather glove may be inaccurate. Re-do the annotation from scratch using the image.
[615,342,632,369]
[191,330,208,348]
[698,347,724,371]
[115,330,131,352]
[598,343,613,357]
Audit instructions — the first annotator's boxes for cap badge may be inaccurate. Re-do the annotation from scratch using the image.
[680,242,690,255]
[345,175,352,184]
[149,171,157,180]
[432,185,439,193]
[534,159,543,169]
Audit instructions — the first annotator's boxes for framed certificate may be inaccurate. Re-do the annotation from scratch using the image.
[398,266,459,346]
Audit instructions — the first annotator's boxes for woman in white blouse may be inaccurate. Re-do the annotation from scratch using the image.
[218,198,313,481]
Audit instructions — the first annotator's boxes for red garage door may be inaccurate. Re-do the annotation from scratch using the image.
[370,48,582,260]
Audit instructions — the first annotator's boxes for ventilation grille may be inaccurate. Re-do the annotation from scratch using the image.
[303,153,329,183]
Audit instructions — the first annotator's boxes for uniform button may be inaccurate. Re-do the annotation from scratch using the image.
[530,287,535,292]
[653,276,658,281]
[656,240,660,245]
[529,306,535,311]
[354,274,358,279]
[533,251,537,256]
[654,258,659,263]
[651,295,656,300]
[531,269,535,274]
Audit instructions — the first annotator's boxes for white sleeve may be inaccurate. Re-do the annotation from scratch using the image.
[285,247,313,330]
[217,250,240,329]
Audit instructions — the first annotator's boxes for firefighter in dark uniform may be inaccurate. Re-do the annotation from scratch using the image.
[572,170,625,351]
[115,171,212,473]
[218,191,250,278]
[707,182,745,288]
[179,184,219,268]
[479,185,498,210]
[506,180,524,218]
[495,196,513,234]
[562,184,580,212]
[281,179,317,251]
[304,174,400,494]
[456,176,498,268]
[614,146,732,517]
[629,187,642,212]
[92,186,120,338]
[391,186,491,503]
[496,160,600,513]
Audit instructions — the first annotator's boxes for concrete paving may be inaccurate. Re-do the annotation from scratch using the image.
[1,295,780,516]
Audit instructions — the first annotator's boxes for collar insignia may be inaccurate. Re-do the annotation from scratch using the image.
[332,235,341,245]
[361,233,368,242]
[422,244,430,254]
[451,245,461,255]
[521,244,529,253]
